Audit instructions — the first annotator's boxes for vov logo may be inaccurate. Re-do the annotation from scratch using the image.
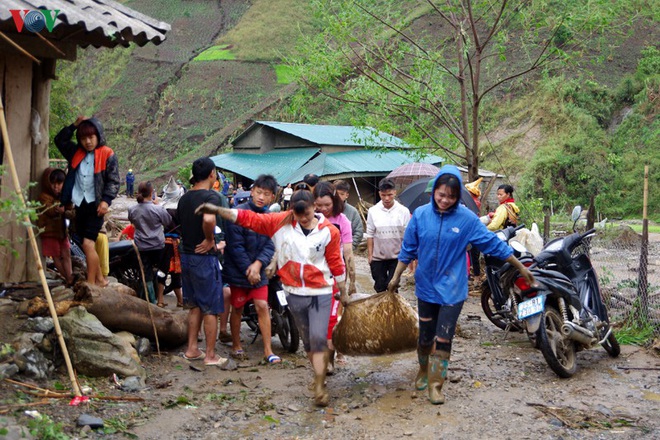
[10,9,60,33]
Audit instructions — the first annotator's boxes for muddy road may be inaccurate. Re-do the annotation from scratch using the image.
[1,197,658,438]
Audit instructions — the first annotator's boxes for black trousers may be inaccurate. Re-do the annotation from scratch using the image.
[370,258,399,293]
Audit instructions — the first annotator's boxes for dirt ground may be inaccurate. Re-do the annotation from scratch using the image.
[1,197,659,439]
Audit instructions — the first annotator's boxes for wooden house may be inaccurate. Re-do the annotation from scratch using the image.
[211,121,444,205]
[0,0,169,282]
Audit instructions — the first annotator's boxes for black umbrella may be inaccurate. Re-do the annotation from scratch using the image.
[397,177,479,214]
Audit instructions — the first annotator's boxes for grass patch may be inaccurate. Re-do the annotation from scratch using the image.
[615,323,656,345]
[274,64,295,84]
[194,45,236,61]
[215,0,317,61]
[627,223,660,234]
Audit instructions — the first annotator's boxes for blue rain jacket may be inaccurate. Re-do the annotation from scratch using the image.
[398,165,513,305]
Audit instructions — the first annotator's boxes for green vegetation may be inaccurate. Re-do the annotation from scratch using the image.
[215,0,317,61]
[27,414,69,440]
[627,223,660,234]
[194,45,236,61]
[616,322,656,345]
[274,64,295,84]
[513,46,660,221]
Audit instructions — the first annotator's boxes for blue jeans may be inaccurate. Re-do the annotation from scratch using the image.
[417,298,464,348]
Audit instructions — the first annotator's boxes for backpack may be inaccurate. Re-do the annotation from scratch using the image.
[503,203,518,227]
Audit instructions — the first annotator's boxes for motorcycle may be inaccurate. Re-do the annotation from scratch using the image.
[480,224,533,333]
[69,232,144,293]
[107,239,143,293]
[500,206,620,378]
[242,276,300,353]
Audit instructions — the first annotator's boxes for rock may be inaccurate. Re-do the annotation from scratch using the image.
[115,331,137,347]
[29,333,44,344]
[77,414,104,429]
[220,357,238,371]
[120,375,145,392]
[0,363,19,379]
[135,337,152,357]
[0,415,34,440]
[59,306,146,378]
[26,317,54,333]
[16,348,53,379]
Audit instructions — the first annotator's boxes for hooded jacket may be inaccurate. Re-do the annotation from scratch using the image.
[54,118,120,207]
[398,165,513,305]
[37,167,67,240]
[235,209,345,296]
[223,201,275,289]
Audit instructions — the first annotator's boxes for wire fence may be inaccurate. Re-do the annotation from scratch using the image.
[587,230,660,340]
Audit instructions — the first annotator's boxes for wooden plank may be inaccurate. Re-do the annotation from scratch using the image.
[0,33,76,61]
[0,54,34,282]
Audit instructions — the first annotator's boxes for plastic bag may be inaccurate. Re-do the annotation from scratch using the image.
[332,291,419,356]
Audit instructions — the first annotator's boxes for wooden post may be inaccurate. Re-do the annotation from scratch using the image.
[0,99,81,396]
[637,165,649,322]
[543,212,551,244]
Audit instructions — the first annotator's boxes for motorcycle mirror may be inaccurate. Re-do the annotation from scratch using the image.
[571,206,582,222]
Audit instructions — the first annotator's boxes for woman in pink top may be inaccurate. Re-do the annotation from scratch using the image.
[313,181,356,375]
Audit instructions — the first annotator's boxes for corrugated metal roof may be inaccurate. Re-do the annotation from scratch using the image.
[211,148,320,184]
[277,150,444,184]
[0,0,170,48]
[234,121,414,149]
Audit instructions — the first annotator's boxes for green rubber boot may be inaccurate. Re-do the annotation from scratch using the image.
[415,346,433,391]
[428,351,450,405]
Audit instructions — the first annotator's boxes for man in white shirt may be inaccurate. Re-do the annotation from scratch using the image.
[365,178,410,292]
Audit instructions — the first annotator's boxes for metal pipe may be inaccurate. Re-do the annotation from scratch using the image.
[561,322,596,345]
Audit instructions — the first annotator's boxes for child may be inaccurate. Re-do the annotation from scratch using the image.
[37,168,74,285]
[55,116,120,286]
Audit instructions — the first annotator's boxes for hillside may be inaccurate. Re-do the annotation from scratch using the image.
[51,0,659,219]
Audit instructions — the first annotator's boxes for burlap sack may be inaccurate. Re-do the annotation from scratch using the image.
[332,291,419,356]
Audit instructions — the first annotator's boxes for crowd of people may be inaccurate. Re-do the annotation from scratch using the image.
[38,116,532,408]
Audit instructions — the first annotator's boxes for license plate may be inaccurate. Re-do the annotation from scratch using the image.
[276,290,287,306]
[517,295,545,320]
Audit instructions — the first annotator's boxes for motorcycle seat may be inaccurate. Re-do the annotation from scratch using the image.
[109,240,134,254]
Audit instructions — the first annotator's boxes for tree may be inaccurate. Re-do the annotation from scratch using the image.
[288,0,624,181]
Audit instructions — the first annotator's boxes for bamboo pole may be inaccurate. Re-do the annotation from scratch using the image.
[0,100,81,396]
[132,242,161,355]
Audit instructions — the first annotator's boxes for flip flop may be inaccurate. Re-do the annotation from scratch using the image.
[182,350,205,361]
[265,354,281,364]
[231,349,248,360]
[204,356,229,367]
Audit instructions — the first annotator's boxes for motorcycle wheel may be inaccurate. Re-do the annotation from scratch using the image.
[538,305,577,378]
[274,309,300,353]
[480,284,522,331]
[600,328,621,357]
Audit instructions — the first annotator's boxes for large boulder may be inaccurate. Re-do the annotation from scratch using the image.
[59,307,145,378]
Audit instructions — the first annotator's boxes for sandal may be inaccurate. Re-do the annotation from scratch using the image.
[231,349,248,360]
[176,302,184,307]
[157,303,166,308]
[182,350,205,361]
[265,354,281,364]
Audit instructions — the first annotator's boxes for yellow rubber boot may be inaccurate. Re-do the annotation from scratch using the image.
[428,351,450,405]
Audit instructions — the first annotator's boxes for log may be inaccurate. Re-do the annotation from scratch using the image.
[77,282,187,347]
